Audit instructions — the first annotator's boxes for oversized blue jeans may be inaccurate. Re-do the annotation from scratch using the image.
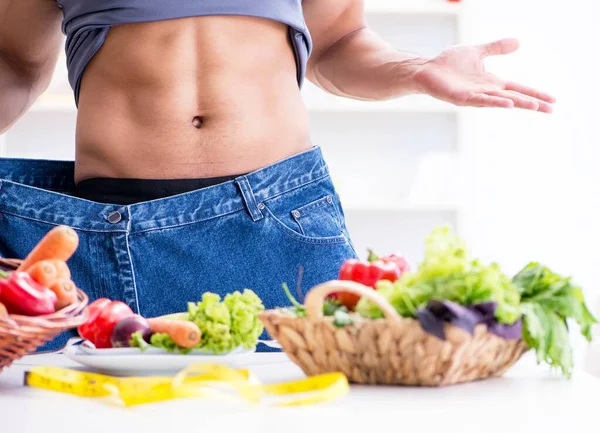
[0,147,358,352]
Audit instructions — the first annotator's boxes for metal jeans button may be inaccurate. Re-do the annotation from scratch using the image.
[107,211,122,224]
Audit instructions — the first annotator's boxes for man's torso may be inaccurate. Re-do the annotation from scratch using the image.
[71,12,311,182]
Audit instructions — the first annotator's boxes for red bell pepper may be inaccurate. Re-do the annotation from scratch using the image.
[0,271,57,316]
[335,250,410,310]
[368,250,411,274]
[78,298,134,348]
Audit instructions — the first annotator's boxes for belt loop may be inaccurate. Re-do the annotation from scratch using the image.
[235,176,263,222]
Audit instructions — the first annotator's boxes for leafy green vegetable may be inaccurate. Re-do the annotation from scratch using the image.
[151,333,194,354]
[332,309,353,328]
[514,262,596,340]
[224,289,265,349]
[323,299,344,316]
[322,298,354,327]
[356,226,521,324]
[188,289,265,354]
[354,227,597,379]
[514,262,597,378]
[130,331,149,351]
[279,283,351,320]
[281,283,307,317]
[130,330,193,354]
[134,289,265,355]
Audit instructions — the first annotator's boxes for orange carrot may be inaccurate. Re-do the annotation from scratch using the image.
[48,279,78,310]
[25,260,59,288]
[46,259,71,280]
[18,226,79,271]
[146,318,201,348]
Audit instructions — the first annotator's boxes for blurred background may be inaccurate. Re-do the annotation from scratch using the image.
[1,0,598,355]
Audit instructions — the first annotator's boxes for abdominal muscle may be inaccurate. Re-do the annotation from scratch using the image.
[74,15,312,183]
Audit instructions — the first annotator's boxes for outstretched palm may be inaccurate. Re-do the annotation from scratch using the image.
[412,39,555,113]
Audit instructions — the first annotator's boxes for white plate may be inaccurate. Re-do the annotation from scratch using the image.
[63,340,263,375]
[76,339,253,356]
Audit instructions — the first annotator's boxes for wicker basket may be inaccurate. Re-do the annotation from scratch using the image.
[259,280,527,387]
[0,258,89,372]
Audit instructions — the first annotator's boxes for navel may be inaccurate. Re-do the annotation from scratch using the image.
[192,116,204,129]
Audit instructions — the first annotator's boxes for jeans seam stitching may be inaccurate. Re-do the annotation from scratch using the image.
[342,232,359,257]
[131,207,245,234]
[258,173,330,203]
[0,210,126,233]
[124,210,140,314]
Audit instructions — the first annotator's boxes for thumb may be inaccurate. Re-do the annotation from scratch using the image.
[479,38,520,58]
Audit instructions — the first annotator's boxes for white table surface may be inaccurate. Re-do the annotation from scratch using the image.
[1,350,599,433]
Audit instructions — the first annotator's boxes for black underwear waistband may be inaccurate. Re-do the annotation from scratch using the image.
[75,175,244,205]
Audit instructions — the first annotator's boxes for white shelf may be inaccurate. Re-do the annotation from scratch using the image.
[30,94,75,112]
[0,133,6,157]
[306,96,458,114]
[343,203,457,213]
[364,0,463,15]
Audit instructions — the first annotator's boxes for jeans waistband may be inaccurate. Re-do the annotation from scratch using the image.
[0,146,329,233]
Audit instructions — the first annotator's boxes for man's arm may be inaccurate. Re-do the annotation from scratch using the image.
[0,0,64,133]
[303,0,422,101]
[303,0,555,112]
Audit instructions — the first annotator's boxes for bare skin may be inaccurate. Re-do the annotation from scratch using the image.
[0,0,556,184]
[75,16,311,181]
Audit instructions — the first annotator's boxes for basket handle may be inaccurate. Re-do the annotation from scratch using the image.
[304,280,402,323]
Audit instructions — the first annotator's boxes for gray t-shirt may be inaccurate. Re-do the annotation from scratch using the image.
[56,0,312,105]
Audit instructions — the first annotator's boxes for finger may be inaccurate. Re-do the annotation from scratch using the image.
[491,90,554,113]
[465,93,514,109]
[487,90,540,111]
[479,38,520,58]
[504,81,557,103]
[535,101,554,113]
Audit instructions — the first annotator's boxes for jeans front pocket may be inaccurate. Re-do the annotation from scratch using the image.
[262,179,348,245]
[291,194,343,238]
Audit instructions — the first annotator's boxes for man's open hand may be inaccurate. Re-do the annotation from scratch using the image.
[411,38,556,113]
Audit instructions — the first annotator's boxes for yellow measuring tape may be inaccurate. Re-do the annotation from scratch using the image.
[24,363,349,407]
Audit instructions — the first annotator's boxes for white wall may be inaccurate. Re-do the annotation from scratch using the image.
[458,0,600,309]
[457,0,600,360]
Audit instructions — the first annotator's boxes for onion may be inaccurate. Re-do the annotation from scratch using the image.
[110,315,152,348]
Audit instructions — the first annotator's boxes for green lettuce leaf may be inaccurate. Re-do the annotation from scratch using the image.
[187,289,264,354]
[150,333,193,354]
[224,289,265,349]
[130,330,192,354]
[513,262,597,377]
[520,302,573,377]
[356,226,521,324]
[129,331,150,352]
[514,262,597,340]
[188,292,233,353]
[133,289,265,355]
[354,227,596,379]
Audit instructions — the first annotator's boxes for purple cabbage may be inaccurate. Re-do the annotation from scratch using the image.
[417,300,522,341]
